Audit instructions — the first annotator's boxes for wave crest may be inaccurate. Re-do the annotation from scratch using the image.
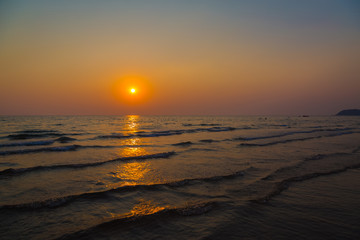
[0,170,244,210]
[0,151,176,177]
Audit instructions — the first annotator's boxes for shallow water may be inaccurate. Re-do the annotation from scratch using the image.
[0,116,359,239]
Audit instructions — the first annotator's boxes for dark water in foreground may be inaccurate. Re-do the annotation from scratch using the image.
[0,116,359,239]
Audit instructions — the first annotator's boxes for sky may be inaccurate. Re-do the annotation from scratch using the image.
[0,0,359,115]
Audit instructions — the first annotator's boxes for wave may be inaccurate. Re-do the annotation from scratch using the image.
[7,132,81,140]
[239,136,321,147]
[55,137,77,143]
[98,126,236,139]
[0,143,158,156]
[7,133,64,140]
[183,147,218,152]
[0,170,244,210]
[166,170,245,187]
[205,127,236,132]
[0,145,80,155]
[351,146,360,153]
[183,123,221,127]
[15,130,59,134]
[253,146,360,203]
[0,162,18,167]
[199,139,218,143]
[233,127,354,141]
[0,140,55,148]
[261,149,356,181]
[0,137,77,149]
[238,131,355,147]
[252,163,360,204]
[172,141,193,146]
[97,133,129,139]
[56,201,216,240]
[0,152,176,177]
[268,124,288,127]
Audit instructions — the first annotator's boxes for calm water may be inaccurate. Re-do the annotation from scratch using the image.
[0,116,359,239]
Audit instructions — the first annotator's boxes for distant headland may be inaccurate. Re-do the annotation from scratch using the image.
[336,109,360,116]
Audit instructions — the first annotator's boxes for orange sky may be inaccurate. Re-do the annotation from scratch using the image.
[0,1,359,115]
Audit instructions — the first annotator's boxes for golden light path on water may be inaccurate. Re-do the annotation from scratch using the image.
[107,199,167,219]
[112,115,152,186]
[106,116,165,218]
[129,199,166,217]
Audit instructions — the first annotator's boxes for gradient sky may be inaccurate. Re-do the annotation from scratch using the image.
[0,0,359,115]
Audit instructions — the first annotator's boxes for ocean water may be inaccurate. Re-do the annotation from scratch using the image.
[0,115,359,239]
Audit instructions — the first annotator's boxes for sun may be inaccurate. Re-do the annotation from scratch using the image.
[111,75,153,105]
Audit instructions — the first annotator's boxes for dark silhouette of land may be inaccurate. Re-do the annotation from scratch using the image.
[336,109,360,116]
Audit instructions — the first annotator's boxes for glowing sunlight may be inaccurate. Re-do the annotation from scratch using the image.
[129,200,165,217]
[111,76,153,106]
[119,115,149,157]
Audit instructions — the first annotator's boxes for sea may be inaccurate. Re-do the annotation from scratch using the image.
[0,115,359,240]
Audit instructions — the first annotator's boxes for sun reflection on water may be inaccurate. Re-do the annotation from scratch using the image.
[124,115,139,134]
[114,162,151,185]
[110,115,153,186]
[129,199,166,216]
[119,115,149,157]
[107,199,166,219]
[120,146,148,157]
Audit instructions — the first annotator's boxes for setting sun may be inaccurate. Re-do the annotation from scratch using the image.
[111,76,154,106]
